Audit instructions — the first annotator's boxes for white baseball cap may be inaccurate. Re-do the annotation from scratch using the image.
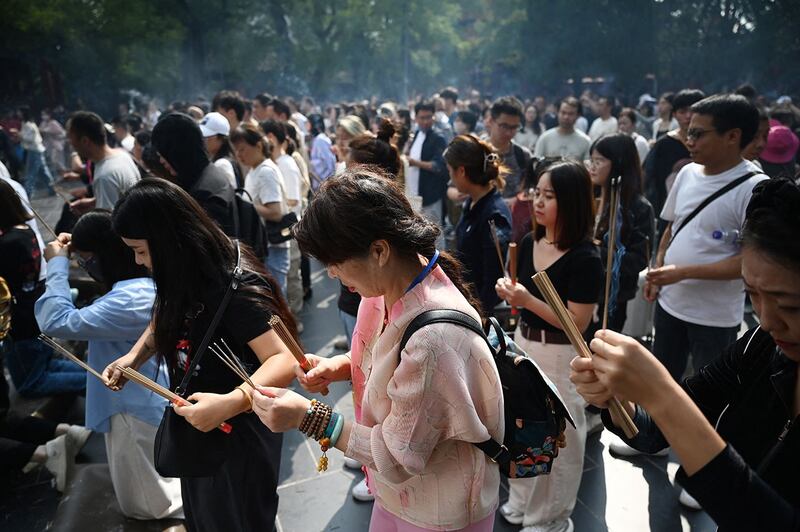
[199,112,230,137]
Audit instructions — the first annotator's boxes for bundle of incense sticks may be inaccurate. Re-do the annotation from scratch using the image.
[209,340,275,398]
[120,367,233,433]
[39,334,107,383]
[601,176,621,330]
[269,315,329,395]
[531,271,638,438]
[488,219,506,275]
[508,242,518,315]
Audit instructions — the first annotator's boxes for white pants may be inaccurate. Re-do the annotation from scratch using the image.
[506,332,587,526]
[104,413,184,520]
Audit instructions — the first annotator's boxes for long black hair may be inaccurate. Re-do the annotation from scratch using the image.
[589,134,643,242]
[0,180,32,231]
[293,168,483,316]
[150,112,210,188]
[71,209,149,289]
[111,178,295,361]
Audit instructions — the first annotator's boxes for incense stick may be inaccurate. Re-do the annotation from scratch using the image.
[508,242,518,315]
[269,315,329,395]
[601,176,621,330]
[38,334,107,383]
[15,191,58,240]
[120,367,233,433]
[531,271,638,438]
[488,219,506,275]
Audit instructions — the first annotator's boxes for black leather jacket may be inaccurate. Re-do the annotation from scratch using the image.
[605,327,800,531]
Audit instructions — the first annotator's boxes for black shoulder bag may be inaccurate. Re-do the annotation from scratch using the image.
[153,241,244,478]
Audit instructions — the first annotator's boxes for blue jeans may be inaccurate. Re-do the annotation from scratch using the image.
[338,309,357,349]
[266,246,290,298]
[3,338,86,397]
[24,150,54,196]
[652,303,739,380]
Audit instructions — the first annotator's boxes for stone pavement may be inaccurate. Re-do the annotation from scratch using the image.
[0,192,720,531]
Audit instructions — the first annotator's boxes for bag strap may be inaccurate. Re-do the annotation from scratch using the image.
[667,171,757,249]
[175,240,244,397]
[397,309,510,464]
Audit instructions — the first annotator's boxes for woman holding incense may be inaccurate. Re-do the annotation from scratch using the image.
[586,134,655,333]
[251,169,504,531]
[494,160,602,532]
[570,178,800,531]
[35,209,182,520]
[446,134,512,314]
[103,178,297,531]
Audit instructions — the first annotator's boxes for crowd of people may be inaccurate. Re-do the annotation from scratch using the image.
[0,82,798,532]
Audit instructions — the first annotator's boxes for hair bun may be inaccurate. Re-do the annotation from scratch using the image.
[377,119,396,143]
[747,177,800,224]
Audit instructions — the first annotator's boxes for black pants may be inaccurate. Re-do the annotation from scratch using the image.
[0,415,58,475]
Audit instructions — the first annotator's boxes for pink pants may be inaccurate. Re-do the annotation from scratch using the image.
[368,503,495,532]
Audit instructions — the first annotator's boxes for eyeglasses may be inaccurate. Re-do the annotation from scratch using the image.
[584,158,609,169]
[496,123,520,132]
[686,128,715,142]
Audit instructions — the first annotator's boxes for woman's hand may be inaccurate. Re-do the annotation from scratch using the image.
[295,354,349,394]
[102,351,140,391]
[251,386,311,433]
[587,329,674,408]
[495,277,532,308]
[173,392,238,433]
[569,356,614,408]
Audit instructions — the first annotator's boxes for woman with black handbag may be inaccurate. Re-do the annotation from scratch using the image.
[103,178,297,531]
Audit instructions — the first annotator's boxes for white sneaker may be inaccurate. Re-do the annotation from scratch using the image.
[679,488,702,510]
[351,478,374,502]
[343,456,362,470]
[521,517,574,532]
[45,435,74,492]
[609,437,669,457]
[499,502,524,525]
[66,425,92,451]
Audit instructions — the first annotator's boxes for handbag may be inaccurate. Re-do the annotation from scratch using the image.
[153,241,244,478]
[398,310,574,478]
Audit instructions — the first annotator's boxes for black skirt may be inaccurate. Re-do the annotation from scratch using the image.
[180,414,282,532]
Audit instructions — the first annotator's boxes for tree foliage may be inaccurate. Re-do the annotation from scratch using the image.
[1,0,798,113]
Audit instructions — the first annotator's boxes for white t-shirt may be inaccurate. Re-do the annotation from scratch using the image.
[406,129,426,197]
[575,116,588,133]
[652,117,679,140]
[275,153,302,217]
[213,158,237,188]
[245,159,289,249]
[659,160,767,327]
[631,132,650,165]
[93,150,140,210]
[533,128,591,160]
[588,116,618,142]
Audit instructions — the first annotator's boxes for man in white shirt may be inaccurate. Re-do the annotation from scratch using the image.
[19,106,55,197]
[534,97,591,161]
[112,116,135,152]
[588,97,619,142]
[645,94,767,381]
[67,112,140,214]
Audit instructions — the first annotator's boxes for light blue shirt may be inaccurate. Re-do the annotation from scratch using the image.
[34,256,168,432]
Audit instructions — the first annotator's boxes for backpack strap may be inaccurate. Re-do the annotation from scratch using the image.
[667,171,758,249]
[397,309,510,464]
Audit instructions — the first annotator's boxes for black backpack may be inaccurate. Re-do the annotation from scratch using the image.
[232,188,269,261]
[398,310,574,478]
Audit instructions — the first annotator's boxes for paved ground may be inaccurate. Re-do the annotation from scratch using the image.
[0,192,722,531]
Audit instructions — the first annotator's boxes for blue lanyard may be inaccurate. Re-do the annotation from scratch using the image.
[405,249,440,294]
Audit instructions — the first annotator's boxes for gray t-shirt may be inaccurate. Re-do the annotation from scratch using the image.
[533,128,591,161]
[93,151,140,210]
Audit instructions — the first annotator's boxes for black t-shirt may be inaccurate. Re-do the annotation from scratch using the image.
[643,134,689,218]
[177,272,274,396]
[0,226,43,339]
[516,234,603,332]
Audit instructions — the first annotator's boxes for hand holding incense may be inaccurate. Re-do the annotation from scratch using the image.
[269,316,329,395]
[120,367,233,433]
[210,340,274,397]
[531,271,638,438]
